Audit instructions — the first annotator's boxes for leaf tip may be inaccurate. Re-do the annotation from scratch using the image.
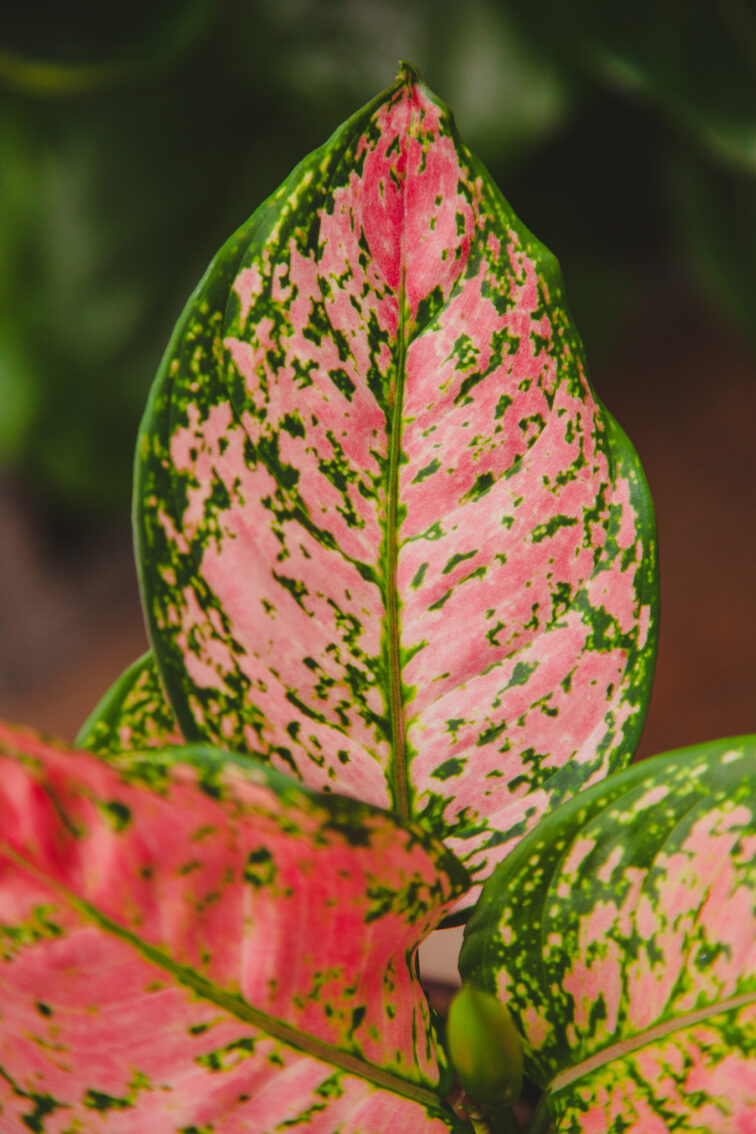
[397,59,423,88]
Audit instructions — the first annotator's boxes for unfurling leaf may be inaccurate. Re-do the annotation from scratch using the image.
[460,736,756,1131]
[135,63,657,906]
[0,719,471,1132]
[76,650,182,753]
[447,986,522,1107]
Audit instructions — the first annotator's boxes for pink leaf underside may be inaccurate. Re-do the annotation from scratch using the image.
[0,720,469,1133]
[461,738,756,1132]
[137,66,655,897]
[76,652,183,755]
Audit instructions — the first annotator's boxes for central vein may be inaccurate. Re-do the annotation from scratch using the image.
[386,264,409,820]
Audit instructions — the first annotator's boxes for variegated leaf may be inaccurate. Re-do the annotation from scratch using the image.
[135,63,657,902]
[460,736,756,1131]
[0,719,470,1132]
[76,650,182,754]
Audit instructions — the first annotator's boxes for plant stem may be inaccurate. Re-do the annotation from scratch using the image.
[481,1104,521,1134]
[525,1095,552,1134]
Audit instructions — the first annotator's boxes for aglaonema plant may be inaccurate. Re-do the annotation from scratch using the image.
[1,64,754,1133]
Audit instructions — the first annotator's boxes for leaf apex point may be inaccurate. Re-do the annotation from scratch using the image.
[397,59,422,86]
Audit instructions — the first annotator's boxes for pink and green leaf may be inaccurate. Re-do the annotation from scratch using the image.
[0,719,470,1132]
[76,650,182,754]
[460,735,756,1131]
[135,64,657,900]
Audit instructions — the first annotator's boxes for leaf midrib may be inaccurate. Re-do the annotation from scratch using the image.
[386,258,409,820]
[384,78,422,824]
[3,841,442,1109]
[549,988,756,1093]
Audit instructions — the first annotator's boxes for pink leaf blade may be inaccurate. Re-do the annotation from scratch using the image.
[410,409,658,904]
[0,720,470,1131]
[460,735,756,1128]
[76,651,183,755]
[547,1004,756,1133]
[136,65,657,900]
[135,127,395,804]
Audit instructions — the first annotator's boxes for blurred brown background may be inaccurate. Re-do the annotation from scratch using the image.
[0,0,754,753]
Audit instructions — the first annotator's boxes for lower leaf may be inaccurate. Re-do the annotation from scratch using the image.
[0,720,470,1132]
[548,1006,756,1132]
[459,736,756,1131]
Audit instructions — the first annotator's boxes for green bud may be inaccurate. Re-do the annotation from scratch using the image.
[447,985,523,1106]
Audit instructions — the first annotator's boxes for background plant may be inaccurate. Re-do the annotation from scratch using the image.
[1,0,755,512]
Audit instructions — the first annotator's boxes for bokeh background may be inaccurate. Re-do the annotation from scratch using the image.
[1,0,754,755]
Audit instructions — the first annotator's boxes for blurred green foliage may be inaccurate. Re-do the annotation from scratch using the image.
[1,0,754,514]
